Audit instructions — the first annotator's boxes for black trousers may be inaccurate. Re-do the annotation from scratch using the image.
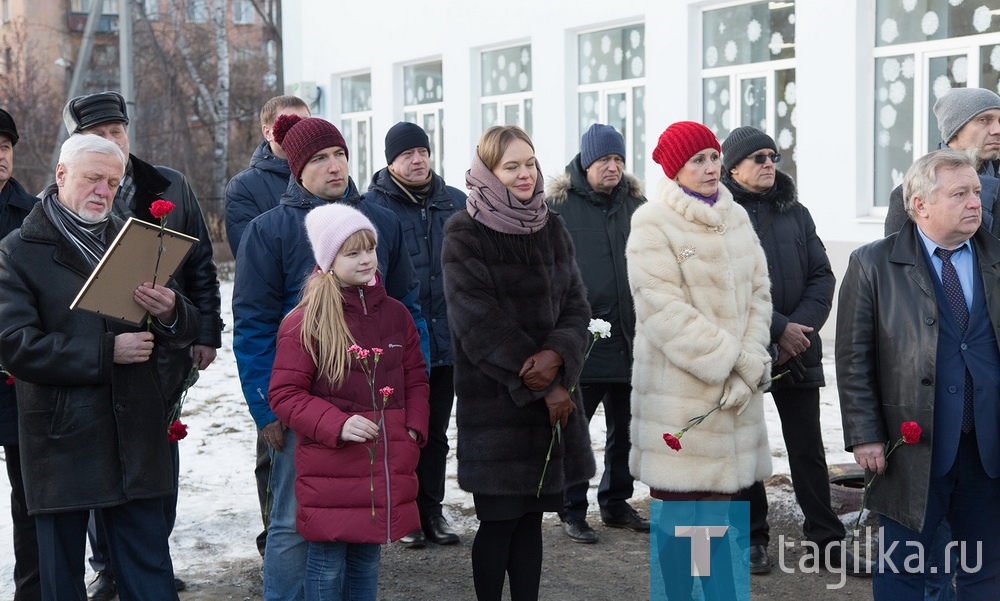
[735,387,844,547]
[4,444,41,601]
[88,441,180,574]
[560,382,635,522]
[38,498,177,601]
[416,366,456,522]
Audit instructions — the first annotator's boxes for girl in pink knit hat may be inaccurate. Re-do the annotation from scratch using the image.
[267,202,429,600]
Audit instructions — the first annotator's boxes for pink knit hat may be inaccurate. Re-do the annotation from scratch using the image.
[272,114,348,183]
[651,121,721,179]
[304,203,377,273]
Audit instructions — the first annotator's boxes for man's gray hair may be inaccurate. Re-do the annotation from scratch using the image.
[57,134,126,171]
[902,148,977,219]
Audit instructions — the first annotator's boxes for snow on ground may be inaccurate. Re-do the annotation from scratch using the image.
[0,277,854,595]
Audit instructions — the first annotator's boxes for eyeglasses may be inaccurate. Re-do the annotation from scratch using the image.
[750,153,781,164]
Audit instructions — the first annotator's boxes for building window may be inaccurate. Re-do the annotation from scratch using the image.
[263,40,278,89]
[186,0,208,23]
[701,0,797,182]
[340,73,375,187]
[481,44,533,134]
[233,0,254,25]
[873,0,1000,208]
[402,61,444,178]
[142,0,159,20]
[71,0,117,14]
[1,0,9,23]
[577,24,645,177]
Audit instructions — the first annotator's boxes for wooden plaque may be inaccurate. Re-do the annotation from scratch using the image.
[70,217,198,326]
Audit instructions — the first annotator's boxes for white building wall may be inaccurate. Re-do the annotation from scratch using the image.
[283,0,906,310]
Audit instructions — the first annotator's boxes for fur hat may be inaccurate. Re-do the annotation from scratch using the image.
[934,88,1000,143]
[384,122,429,164]
[63,91,129,134]
[722,126,776,172]
[0,108,18,145]
[651,121,721,179]
[305,203,377,273]
[272,114,348,182]
[580,123,626,169]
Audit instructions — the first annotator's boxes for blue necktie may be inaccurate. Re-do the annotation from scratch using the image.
[934,247,974,433]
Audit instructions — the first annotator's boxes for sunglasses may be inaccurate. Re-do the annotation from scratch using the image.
[750,153,781,164]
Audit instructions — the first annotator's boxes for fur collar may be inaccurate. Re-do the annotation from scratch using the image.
[722,169,798,214]
[656,178,733,229]
[546,155,643,205]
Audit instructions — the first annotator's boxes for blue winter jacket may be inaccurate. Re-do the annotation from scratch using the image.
[233,177,430,429]
[0,177,39,446]
[366,168,466,367]
[224,140,292,257]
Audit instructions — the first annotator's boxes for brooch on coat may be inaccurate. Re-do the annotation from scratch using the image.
[709,223,726,235]
[676,245,696,263]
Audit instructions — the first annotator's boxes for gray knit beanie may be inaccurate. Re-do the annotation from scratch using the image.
[934,88,1000,143]
[721,126,776,172]
[580,124,626,169]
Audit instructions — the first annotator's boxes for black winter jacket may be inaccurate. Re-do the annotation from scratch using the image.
[119,156,222,400]
[0,177,38,445]
[366,168,466,367]
[546,155,644,383]
[0,203,199,513]
[224,140,292,257]
[722,170,835,389]
[442,211,596,497]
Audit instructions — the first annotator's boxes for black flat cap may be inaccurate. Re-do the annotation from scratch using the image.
[62,91,129,134]
[0,108,18,145]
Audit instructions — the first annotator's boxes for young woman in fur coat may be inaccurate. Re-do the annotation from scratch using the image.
[442,126,595,601]
[626,121,773,500]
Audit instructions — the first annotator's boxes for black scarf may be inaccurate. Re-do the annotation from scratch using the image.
[42,193,110,268]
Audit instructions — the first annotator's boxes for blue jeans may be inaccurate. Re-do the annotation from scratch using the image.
[305,541,380,601]
[263,429,307,601]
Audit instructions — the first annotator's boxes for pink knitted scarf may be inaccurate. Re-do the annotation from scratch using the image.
[465,151,548,235]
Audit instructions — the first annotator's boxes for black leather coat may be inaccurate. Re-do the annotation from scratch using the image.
[836,223,1000,531]
[0,203,199,514]
[125,156,222,399]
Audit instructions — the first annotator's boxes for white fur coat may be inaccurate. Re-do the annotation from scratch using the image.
[626,179,772,494]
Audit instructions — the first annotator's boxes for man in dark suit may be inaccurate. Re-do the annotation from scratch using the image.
[837,149,1000,599]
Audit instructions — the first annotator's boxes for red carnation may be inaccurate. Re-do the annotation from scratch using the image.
[372,347,383,355]
[271,114,304,146]
[167,420,188,443]
[5,375,13,386]
[379,386,394,397]
[901,421,922,444]
[150,200,175,220]
[663,432,683,452]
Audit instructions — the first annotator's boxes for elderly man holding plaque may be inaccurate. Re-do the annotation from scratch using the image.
[0,134,199,600]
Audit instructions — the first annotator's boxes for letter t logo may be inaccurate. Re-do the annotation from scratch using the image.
[675,526,729,576]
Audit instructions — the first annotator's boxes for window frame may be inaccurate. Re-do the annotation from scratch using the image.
[575,23,647,176]
[479,43,533,134]
[870,31,1000,213]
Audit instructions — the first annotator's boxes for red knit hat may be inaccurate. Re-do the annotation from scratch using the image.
[651,121,721,179]
[272,115,348,182]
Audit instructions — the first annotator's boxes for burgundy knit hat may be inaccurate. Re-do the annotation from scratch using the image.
[651,121,721,179]
[272,115,348,182]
